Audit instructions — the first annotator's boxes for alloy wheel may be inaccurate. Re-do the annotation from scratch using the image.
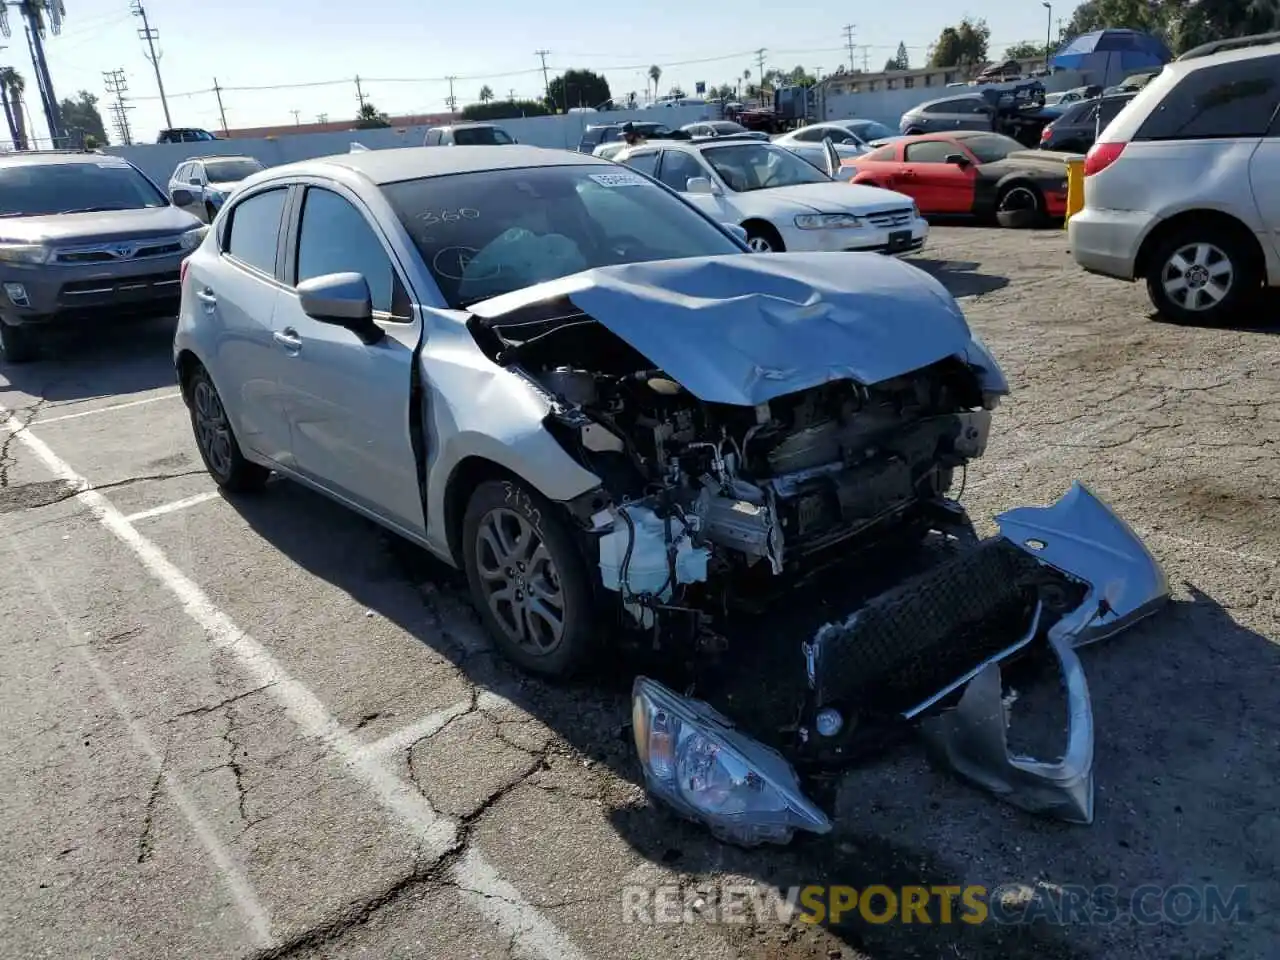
[474,507,566,655]
[1161,242,1233,312]
[998,186,1039,215]
[747,235,774,253]
[191,377,233,479]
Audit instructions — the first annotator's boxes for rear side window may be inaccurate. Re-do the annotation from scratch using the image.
[905,140,955,163]
[1136,58,1279,140]
[864,145,897,162]
[225,187,287,275]
[425,130,441,146]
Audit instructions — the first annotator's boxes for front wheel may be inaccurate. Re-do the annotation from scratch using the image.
[462,479,597,678]
[0,322,38,364]
[186,364,270,492]
[744,222,784,253]
[1145,228,1259,325]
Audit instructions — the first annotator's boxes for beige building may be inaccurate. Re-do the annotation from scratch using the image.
[821,57,1048,96]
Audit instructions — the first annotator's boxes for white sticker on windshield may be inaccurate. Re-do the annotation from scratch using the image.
[589,172,647,188]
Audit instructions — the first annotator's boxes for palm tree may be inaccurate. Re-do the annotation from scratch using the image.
[648,64,661,100]
[478,84,494,103]
[0,68,27,150]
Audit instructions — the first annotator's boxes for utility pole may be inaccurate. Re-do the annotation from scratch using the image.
[444,75,457,113]
[535,49,551,105]
[102,68,133,145]
[842,24,856,73]
[211,77,228,135]
[355,75,366,110]
[290,109,300,125]
[754,48,766,86]
[7,1,67,145]
[316,113,328,124]
[861,47,870,73]
[129,0,171,129]
[508,88,516,101]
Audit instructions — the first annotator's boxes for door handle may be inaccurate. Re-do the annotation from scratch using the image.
[273,328,302,350]
[194,288,216,305]
[899,170,916,177]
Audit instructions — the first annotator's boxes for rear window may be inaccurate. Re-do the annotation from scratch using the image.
[1097,96,1133,126]
[453,126,514,146]
[1135,57,1279,140]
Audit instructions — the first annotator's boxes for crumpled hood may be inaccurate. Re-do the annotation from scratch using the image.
[469,252,974,406]
[0,205,201,244]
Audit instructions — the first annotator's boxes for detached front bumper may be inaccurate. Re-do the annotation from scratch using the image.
[631,482,1169,846]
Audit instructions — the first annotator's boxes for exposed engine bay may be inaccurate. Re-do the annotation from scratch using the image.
[472,310,995,640]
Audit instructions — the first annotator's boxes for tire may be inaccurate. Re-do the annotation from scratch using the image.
[0,321,38,364]
[994,183,1043,229]
[205,202,217,223]
[462,478,597,678]
[744,221,785,253]
[1144,227,1260,325]
[186,364,270,492]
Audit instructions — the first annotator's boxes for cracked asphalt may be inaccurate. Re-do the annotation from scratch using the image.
[2,227,1278,960]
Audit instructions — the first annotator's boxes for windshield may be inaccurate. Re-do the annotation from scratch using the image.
[846,120,896,141]
[0,160,167,216]
[382,165,742,308]
[962,134,1026,163]
[203,158,264,182]
[454,126,515,145]
[700,142,829,192]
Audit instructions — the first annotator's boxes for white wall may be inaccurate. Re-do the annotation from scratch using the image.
[818,70,1090,128]
[105,105,715,186]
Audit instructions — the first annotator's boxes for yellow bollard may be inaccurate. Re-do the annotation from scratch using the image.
[1064,156,1085,227]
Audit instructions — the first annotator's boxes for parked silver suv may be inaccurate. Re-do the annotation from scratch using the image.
[0,151,206,362]
[1069,35,1279,323]
[167,155,266,222]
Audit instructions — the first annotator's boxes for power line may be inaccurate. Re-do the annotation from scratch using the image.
[130,0,171,130]
[842,25,856,73]
[102,68,133,145]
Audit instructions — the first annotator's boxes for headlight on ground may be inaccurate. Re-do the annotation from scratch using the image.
[179,225,209,251]
[631,676,832,846]
[0,243,52,265]
[794,212,863,230]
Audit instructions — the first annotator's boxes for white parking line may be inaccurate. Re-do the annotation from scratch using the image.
[6,536,277,949]
[22,392,182,427]
[123,491,222,523]
[364,700,472,759]
[2,410,585,960]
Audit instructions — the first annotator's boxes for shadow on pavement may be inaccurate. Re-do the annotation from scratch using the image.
[0,317,178,402]
[223,482,1278,958]
[909,257,1011,299]
[1149,288,1280,334]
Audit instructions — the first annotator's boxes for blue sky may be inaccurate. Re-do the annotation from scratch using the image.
[16,0,1068,143]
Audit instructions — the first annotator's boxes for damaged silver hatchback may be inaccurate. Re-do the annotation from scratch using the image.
[175,146,1170,848]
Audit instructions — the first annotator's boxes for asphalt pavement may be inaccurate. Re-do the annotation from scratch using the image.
[2,227,1277,960]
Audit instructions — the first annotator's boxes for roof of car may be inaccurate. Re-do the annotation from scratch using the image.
[295,145,613,184]
[429,122,502,130]
[0,151,123,166]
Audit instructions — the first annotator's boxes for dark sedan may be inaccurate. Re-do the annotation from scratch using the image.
[1039,93,1137,153]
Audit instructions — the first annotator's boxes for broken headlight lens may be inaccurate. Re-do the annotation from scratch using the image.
[631,677,832,847]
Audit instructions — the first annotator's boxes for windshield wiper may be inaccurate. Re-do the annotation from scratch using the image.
[57,205,132,214]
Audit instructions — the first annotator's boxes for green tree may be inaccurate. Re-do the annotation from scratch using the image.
[0,67,27,150]
[461,99,550,121]
[884,42,911,71]
[668,85,687,98]
[1003,40,1046,60]
[354,101,390,128]
[1173,0,1280,50]
[929,17,992,68]
[546,68,610,112]
[59,90,109,147]
[478,84,494,103]
[648,64,662,99]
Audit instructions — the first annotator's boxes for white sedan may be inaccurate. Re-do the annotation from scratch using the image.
[615,139,928,255]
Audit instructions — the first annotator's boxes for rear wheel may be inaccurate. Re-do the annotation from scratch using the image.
[1145,227,1259,325]
[995,183,1043,229]
[462,479,596,678]
[0,322,38,364]
[186,364,270,492]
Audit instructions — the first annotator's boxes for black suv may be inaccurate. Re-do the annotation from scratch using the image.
[575,121,691,152]
[1039,93,1136,153]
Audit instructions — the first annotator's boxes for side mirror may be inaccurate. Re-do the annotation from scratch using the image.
[188,177,202,186]
[685,176,718,195]
[297,272,384,346]
[725,223,749,246]
[945,153,971,167]
[171,188,194,207]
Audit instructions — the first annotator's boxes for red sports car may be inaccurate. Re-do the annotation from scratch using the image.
[843,131,1072,228]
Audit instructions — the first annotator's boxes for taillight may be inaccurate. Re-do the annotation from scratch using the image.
[180,257,190,287]
[1083,140,1125,176]
[1040,124,1052,143]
